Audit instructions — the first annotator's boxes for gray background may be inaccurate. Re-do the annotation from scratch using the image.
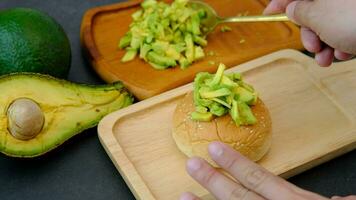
[0,1,355,199]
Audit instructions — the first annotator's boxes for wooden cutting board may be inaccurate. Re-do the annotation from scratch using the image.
[98,50,356,200]
[80,0,303,100]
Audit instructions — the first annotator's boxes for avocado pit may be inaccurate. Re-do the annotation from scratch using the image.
[7,98,44,140]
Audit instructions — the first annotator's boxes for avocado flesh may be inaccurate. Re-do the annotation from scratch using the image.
[119,0,208,69]
[235,87,255,105]
[191,112,213,122]
[191,63,258,126]
[0,73,133,157]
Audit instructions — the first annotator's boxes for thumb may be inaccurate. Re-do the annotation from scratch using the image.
[286,1,317,28]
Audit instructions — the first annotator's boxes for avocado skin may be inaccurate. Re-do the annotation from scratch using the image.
[0,73,133,158]
[0,8,71,78]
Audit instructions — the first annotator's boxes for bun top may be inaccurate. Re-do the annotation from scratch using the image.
[172,92,272,165]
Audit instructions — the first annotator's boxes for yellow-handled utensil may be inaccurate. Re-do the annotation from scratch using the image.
[188,1,289,35]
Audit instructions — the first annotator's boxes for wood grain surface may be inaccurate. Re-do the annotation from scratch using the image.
[81,0,303,100]
[98,50,356,200]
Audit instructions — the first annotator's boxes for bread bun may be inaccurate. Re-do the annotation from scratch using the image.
[172,92,272,167]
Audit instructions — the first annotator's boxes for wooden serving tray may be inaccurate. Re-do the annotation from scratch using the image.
[81,0,303,100]
[98,50,356,200]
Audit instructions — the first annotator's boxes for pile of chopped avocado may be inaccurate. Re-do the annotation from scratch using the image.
[192,63,258,126]
[119,0,208,70]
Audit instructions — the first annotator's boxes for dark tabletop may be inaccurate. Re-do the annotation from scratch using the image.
[0,1,355,200]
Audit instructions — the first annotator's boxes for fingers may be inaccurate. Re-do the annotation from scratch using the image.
[208,142,300,200]
[186,157,265,200]
[301,27,322,53]
[286,1,316,29]
[263,0,295,14]
[180,192,201,200]
[315,46,334,67]
[334,50,354,61]
[300,27,353,63]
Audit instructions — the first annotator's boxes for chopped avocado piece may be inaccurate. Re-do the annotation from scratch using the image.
[148,62,168,70]
[173,43,186,53]
[130,36,143,50]
[193,35,207,46]
[194,46,205,61]
[221,75,238,88]
[147,51,176,67]
[152,41,169,55]
[141,0,157,9]
[212,97,231,109]
[235,87,255,105]
[195,106,208,113]
[132,10,143,21]
[196,98,213,107]
[238,101,257,125]
[191,111,213,122]
[234,73,242,81]
[197,9,206,18]
[0,73,133,157]
[174,0,188,7]
[186,19,193,33]
[178,23,186,32]
[226,94,233,106]
[191,12,201,35]
[184,33,195,63]
[166,45,181,60]
[221,25,232,32]
[179,56,190,69]
[209,64,226,86]
[200,88,231,98]
[209,102,227,117]
[238,81,255,92]
[193,72,214,107]
[178,9,191,23]
[161,18,170,28]
[119,33,132,49]
[145,33,154,43]
[173,30,183,43]
[139,44,152,60]
[121,49,137,62]
[230,100,241,125]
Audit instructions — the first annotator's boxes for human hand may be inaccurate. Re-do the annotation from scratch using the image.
[180,141,356,200]
[264,0,356,67]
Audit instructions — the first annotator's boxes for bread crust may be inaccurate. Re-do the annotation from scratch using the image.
[172,92,272,167]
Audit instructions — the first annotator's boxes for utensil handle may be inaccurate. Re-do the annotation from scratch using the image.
[222,13,289,23]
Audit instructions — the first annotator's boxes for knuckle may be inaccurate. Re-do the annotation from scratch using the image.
[294,1,318,28]
[229,186,249,200]
[201,168,218,186]
[244,167,268,189]
[224,156,239,171]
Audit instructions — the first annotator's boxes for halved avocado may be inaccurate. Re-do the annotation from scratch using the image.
[0,73,133,157]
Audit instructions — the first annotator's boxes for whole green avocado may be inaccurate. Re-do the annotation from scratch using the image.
[0,8,71,78]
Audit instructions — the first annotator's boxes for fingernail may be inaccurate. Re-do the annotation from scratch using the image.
[209,142,224,157]
[187,158,202,172]
[180,192,196,200]
[331,196,341,199]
